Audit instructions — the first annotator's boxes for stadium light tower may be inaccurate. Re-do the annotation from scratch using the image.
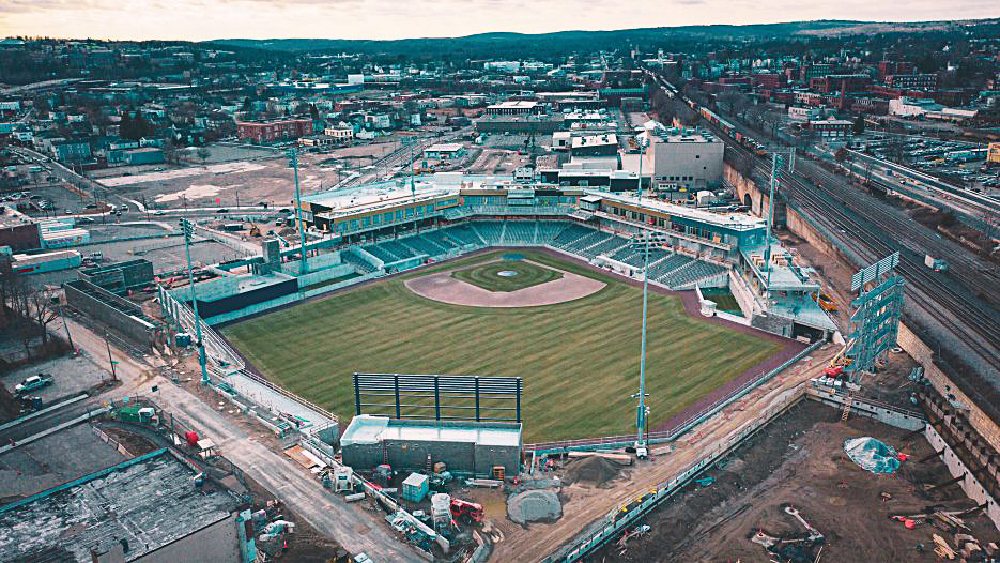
[632,133,651,458]
[288,149,308,275]
[181,218,209,385]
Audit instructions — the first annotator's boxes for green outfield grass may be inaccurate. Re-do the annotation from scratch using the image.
[451,259,562,292]
[223,250,783,442]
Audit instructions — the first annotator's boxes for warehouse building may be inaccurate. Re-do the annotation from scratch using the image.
[340,415,522,477]
[640,125,724,193]
[0,448,255,563]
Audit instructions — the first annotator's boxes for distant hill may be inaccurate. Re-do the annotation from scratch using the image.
[207,18,1000,55]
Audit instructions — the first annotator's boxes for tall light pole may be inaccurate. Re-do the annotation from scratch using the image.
[632,134,651,457]
[181,218,209,385]
[288,149,308,275]
[763,153,784,291]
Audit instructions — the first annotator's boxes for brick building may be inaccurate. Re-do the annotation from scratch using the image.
[885,74,938,90]
[810,74,871,94]
[235,118,313,143]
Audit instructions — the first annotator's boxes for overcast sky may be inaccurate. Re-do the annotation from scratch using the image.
[0,0,997,42]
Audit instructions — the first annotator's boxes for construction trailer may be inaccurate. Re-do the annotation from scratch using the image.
[340,415,522,477]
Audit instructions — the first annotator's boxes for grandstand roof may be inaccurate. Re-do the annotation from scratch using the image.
[595,191,765,231]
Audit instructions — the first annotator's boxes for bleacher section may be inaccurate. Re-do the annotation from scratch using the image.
[580,234,630,261]
[380,241,419,261]
[536,222,569,244]
[504,222,536,245]
[400,236,446,257]
[608,245,670,270]
[363,244,399,264]
[343,251,376,274]
[421,229,461,251]
[660,260,727,288]
[649,254,693,280]
[472,222,505,245]
[442,224,484,246]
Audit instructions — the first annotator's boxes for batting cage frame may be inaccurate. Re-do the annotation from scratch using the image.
[352,373,523,422]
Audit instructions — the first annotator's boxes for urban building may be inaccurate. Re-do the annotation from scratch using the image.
[235,118,312,143]
[806,118,853,138]
[423,143,466,161]
[484,101,542,116]
[0,448,255,563]
[641,126,724,193]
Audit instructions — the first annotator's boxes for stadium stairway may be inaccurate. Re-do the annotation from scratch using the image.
[536,222,570,245]
[504,222,536,245]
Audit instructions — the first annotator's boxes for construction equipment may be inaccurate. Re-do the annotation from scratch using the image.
[813,290,838,312]
[248,223,262,237]
[450,499,484,524]
[373,464,392,486]
[751,506,825,563]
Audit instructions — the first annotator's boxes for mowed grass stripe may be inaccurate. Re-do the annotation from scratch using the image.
[224,250,782,442]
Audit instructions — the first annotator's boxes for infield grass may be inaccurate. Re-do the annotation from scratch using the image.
[223,250,784,442]
[451,260,562,292]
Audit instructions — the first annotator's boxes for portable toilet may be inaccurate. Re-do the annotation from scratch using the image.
[335,467,354,492]
[431,493,451,532]
[402,472,429,503]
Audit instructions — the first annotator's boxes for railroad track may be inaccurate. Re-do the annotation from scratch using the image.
[645,70,1000,363]
[748,155,1000,374]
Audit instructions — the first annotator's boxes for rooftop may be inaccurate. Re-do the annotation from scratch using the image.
[0,206,36,229]
[487,101,539,109]
[0,448,237,563]
[571,134,618,148]
[595,191,766,231]
[341,414,522,448]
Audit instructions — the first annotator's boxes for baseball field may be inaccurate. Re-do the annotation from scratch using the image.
[223,250,785,442]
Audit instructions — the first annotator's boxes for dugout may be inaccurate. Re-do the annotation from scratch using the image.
[340,415,522,477]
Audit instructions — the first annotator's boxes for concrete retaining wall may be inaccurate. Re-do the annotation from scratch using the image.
[898,322,1000,452]
[924,424,1000,531]
[805,385,925,430]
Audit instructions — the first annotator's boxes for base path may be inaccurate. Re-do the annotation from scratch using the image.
[404,262,605,307]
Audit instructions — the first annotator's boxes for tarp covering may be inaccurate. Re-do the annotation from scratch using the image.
[844,437,900,474]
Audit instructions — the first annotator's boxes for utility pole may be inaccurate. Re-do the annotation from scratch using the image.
[764,153,784,291]
[288,149,308,275]
[104,331,117,381]
[59,303,74,353]
[181,218,209,385]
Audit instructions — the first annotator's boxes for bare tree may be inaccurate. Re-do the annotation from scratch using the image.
[28,288,59,347]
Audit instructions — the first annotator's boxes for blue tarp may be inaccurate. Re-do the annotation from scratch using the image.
[844,437,900,474]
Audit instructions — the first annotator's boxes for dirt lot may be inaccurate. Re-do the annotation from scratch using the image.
[589,399,1000,562]
[96,142,403,211]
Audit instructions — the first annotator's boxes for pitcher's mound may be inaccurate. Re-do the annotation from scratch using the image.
[405,262,605,308]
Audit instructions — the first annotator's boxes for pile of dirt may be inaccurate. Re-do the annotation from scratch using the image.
[564,455,621,486]
[507,489,562,524]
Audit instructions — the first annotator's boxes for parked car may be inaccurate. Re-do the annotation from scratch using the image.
[15,375,53,395]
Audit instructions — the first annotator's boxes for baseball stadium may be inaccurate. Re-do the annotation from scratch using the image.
[210,175,828,444]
